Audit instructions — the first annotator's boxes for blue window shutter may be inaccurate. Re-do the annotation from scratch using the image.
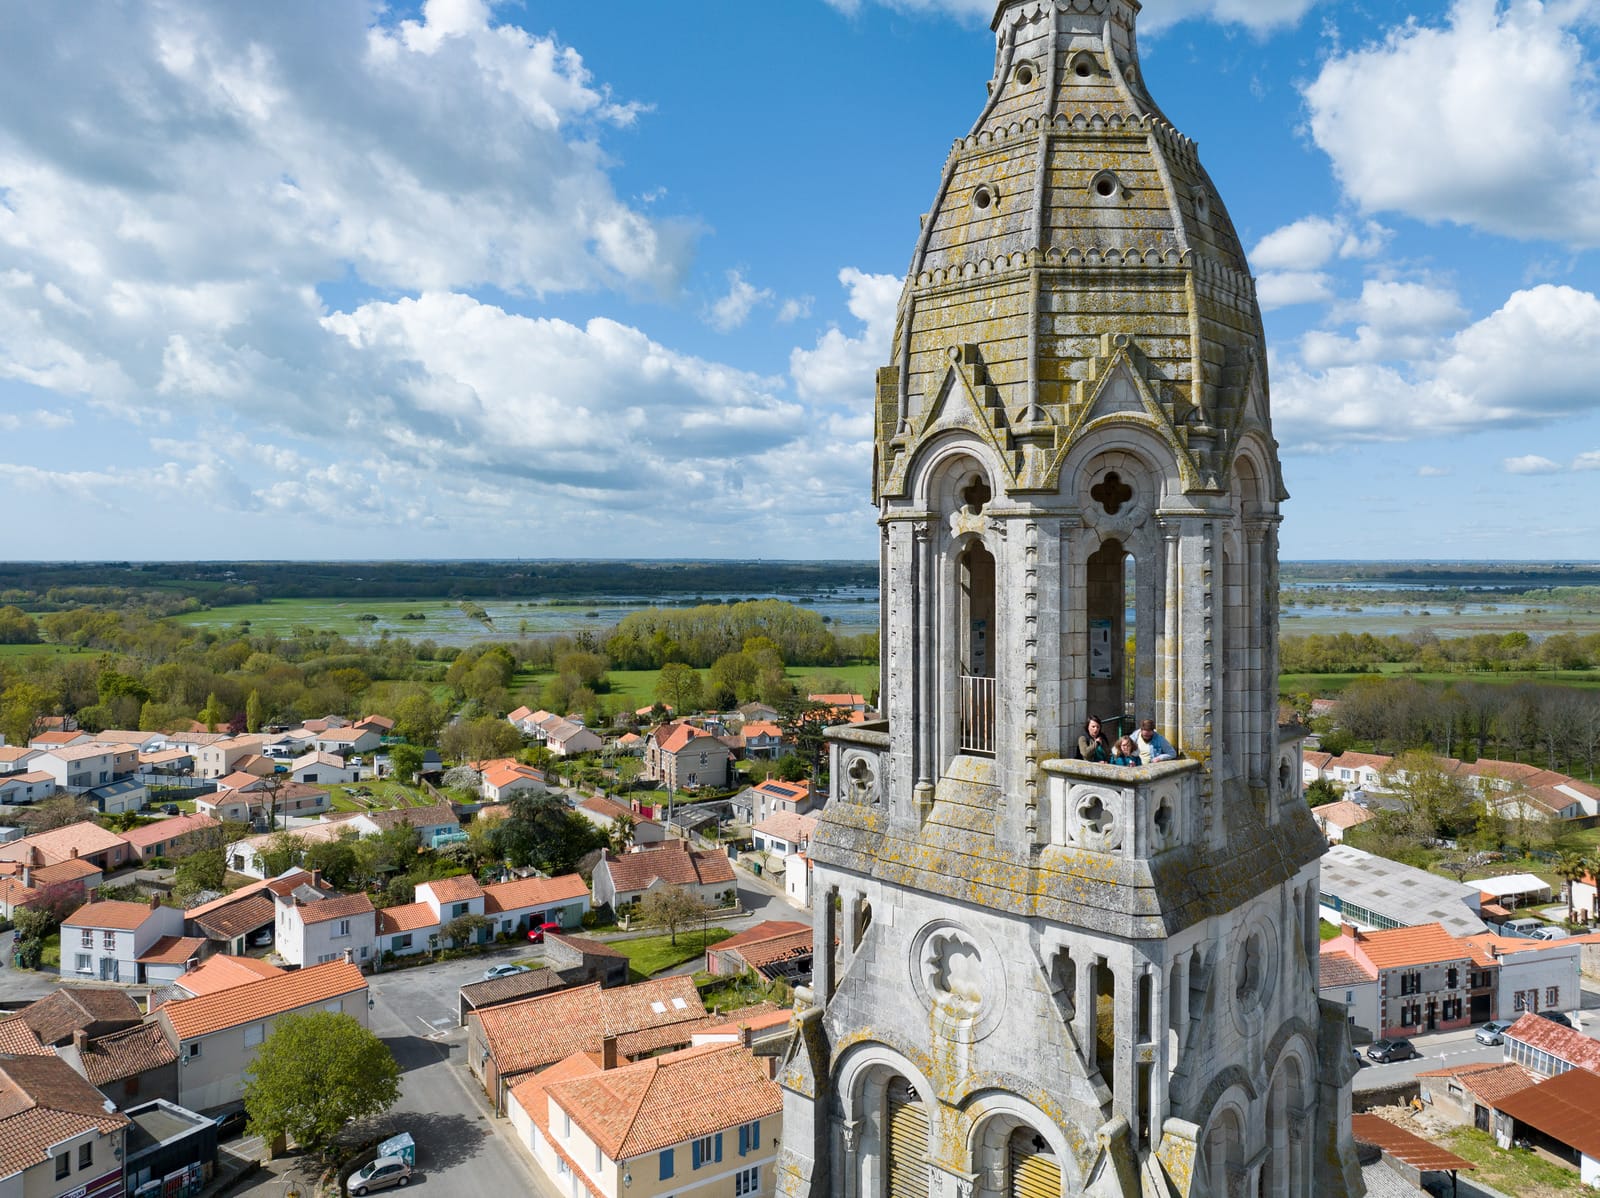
[715,1133,723,1163]
[753,1119,760,1149]
[660,1148,674,1180]
[739,1125,748,1156]
[692,1140,701,1169]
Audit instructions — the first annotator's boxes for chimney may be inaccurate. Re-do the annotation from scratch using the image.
[601,1034,618,1070]
[1341,922,1360,942]
[149,894,161,910]
[72,1028,89,1053]
[311,869,322,889]
[343,947,354,963]
[20,864,30,889]
[70,847,79,859]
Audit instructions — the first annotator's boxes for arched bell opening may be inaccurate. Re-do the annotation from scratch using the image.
[837,1048,939,1198]
[957,539,998,756]
[968,1105,1073,1198]
[1199,1105,1248,1198]
[1264,1051,1311,1198]
[1085,538,1135,741]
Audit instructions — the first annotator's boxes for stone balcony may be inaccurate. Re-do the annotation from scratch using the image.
[1039,757,1203,860]
[825,721,890,808]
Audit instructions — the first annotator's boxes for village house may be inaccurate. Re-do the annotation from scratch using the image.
[806,692,868,713]
[591,843,737,912]
[118,812,221,864]
[479,760,546,802]
[26,730,91,752]
[62,898,187,985]
[57,1021,182,1110]
[153,958,369,1113]
[168,954,284,1001]
[737,721,787,760]
[0,820,131,873]
[1574,871,1598,922]
[541,716,604,757]
[507,706,553,736]
[706,920,813,980]
[0,855,101,919]
[194,735,264,780]
[1463,931,1586,1022]
[784,850,810,907]
[729,778,817,826]
[468,975,708,1114]
[92,730,164,753]
[508,1042,782,1198]
[183,869,319,955]
[752,811,817,858]
[290,751,356,786]
[196,778,329,824]
[0,770,56,805]
[313,726,381,757]
[1415,1060,1536,1132]
[578,794,667,846]
[0,744,41,774]
[645,723,732,791]
[1310,799,1376,844]
[225,821,353,879]
[134,935,211,987]
[1489,1065,1600,1184]
[1500,1009,1600,1079]
[272,878,377,967]
[2,988,142,1051]
[324,802,461,846]
[137,747,195,783]
[0,1055,131,1198]
[375,873,589,958]
[1317,947,1382,1039]
[1319,923,1485,1038]
[30,742,135,794]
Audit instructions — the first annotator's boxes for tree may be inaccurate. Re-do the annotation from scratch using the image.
[638,885,709,946]
[388,743,424,783]
[1553,850,1588,922]
[608,813,636,856]
[0,681,53,748]
[173,848,225,901]
[441,912,492,948]
[1377,752,1470,840]
[440,715,520,764]
[22,793,91,833]
[245,690,265,734]
[257,832,306,878]
[199,691,226,732]
[492,791,606,874]
[1304,778,1340,807]
[655,663,704,715]
[242,1011,400,1155]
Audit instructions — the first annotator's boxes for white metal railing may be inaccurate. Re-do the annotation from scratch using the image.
[959,674,996,755]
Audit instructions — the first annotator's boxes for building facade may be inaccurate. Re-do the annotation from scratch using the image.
[773,5,1359,1196]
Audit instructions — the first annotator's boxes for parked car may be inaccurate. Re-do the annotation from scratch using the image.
[1501,917,1544,938]
[1535,1010,1573,1028]
[349,1156,412,1195]
[212,1108,248,1138]
[162,804,180,815]
[1530,926,1569,941]
[1475,1020,1510,1046]
[482,963,529,981]
[526,921,562,944]
[1367,1038,1421,1063]
[1350,1047,1368,1069]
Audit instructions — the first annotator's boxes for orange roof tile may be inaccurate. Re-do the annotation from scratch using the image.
[1502,1012,1600,1072]
[173,954,285,997]
[711,921,810,953]
[136,935,208,965]
[75,1022,178,1087]
[376,901,437,935]
[63,899,168,931]
[160,959,366,1039]
[602,844,734,893]
[0,1057,130,1176]
[421,875,484,903]
[475,976,705,1078]
[0,1018,47,1057]
[295,891,375,925]
[119,812,221,849]
[483,873,588,914]
[1317,949,1376,989]
[1344,922,1479,971]
[1491,1067,1600,1158]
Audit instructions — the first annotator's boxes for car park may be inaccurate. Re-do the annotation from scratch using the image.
[482,963,529,981]
[349,1156,412,1195]
[1367,1038,1421,1063]
[526,921,562,944]
[1475,1020,1509,1045]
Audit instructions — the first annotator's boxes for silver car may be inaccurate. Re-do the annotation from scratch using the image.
[349,1156,412,1195]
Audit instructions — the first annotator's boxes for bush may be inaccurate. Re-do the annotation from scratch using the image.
[12,938,41,970]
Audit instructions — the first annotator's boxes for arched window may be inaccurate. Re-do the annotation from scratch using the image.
[958,540,998,755]
[1086,538,1131,737]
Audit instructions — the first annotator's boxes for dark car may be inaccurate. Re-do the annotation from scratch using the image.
[1535,1010,1573,1028]
[1367,1038,1421,1063]
[162,804,180,815]
[212,1108,248,1139]
[526,921,562,944]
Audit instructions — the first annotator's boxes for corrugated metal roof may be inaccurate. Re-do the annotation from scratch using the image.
[1491,1067,1600,1158]
[1351,1115,1475,1174]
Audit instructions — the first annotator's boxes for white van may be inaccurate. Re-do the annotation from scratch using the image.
[1501,917,1544,937]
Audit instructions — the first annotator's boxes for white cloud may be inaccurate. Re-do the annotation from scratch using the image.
[1504,455,1563,475]
[1256,271,1335,311]
[790,269,901,406]
[1417,465,1451,477]
[1250,215,1393,272]
[1300,280,1470,368]
[0,407,73,432]
[1304,1,1600,246]
[707,271,774,333]
[824,0,1318,32]
[776,297,814,324]
[1276,285,1600,446]
[1574,451,1600,471]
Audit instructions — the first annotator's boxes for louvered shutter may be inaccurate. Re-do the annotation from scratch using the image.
[1011,1150,1061,1198]
[692,1140,702,1169]
[886,1081,929,1198]
[739,1124,749,1156]
[715,1133,723,1163]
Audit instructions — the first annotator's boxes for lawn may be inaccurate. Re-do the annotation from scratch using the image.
[327,780,431,812]
[1319,921,1341,941]
[42,931,59,970]
[613,926,734,981]
[1441,1127,1589,1198]
[515,663,880,711]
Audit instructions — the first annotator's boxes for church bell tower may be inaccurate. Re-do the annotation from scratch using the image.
[774,2,1362,1196]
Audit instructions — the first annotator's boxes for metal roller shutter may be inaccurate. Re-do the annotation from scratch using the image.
[886,1081,929,1198]
[1011,1150,1061,1198]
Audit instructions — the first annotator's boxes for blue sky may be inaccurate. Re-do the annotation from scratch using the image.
[0,0,1597,561]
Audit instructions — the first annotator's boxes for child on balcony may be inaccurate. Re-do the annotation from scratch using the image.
[1111,736,1141,767]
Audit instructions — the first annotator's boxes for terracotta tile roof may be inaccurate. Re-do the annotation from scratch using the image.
[711,921,810,954]
[1317,949,1376,988]
[214,771,266,792]
[458,968,567,1008]
[1456,1063,1538,1106]
[293,751,346,770]
[359,803,458,831]
[655,722,721,755]
[580,795,634,821]
[295,891,375,925]
[191,892,275,939]
[546,1043,782,1159]
[355,714,394,730]
[602,844,735,894]
[545,932,626,959]
[264,870,324,897]
[19,988,140,1048]
[29,731,87,747]
[0,1018,46,1056]
[0,770,52,785]
[475,975,706,1078]
[420,875,484,904]
[740,721,784,739]
[1345,922,1479,971]
[482,762,543,790]
[119,812,221,850]
[0,746,37,764]
[753,811,818,844]
[0,821,127,866]
[1458,758,1545,784]
[173,954,285,997]
[376,901,437,935]
[1326,752,1393,773]
[136,935,208,965]
[807,693,865,706]
[693,1005,794,1039]
[1491,1066,1600,1158]
[161,959,367,1039]
[1502,1012,1600,1073]
[0,1057,130,1176]
[1350,1114,1474,1173]
[139,749,192,766]
[738,931,813,972]
[1312,799,1375,829]
[64,899,167,931]
[32,858,101,885]
[75,1022,178,1087]
[1302,751,1334,770]
[483,873,588,914]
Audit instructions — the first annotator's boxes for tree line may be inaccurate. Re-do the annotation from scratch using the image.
[1281,629,1600,676]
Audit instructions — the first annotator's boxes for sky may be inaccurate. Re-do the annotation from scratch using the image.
[1,0,1598,562]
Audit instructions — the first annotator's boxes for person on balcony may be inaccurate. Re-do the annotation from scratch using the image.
[1133,719,1177,764]
[1111,736,1141,767]
[1077,717,1112,762]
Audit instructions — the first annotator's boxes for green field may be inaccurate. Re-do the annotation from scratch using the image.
[614,926,734,981]
[1279,665,1600,696]
[514,663,880,711]
[0,643,95,659]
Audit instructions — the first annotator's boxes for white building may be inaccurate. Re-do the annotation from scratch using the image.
[272,882,377,968]
[61,898,186,984]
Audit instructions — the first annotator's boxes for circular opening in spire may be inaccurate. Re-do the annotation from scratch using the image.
[972,186,994,211]
[1014,62,1035,87]
[1095,177,1117,198]
[1072,53,1096,79]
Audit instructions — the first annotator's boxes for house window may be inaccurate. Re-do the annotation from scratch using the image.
[324,1000,342,1014]
[186,1042,202,1060]
[1546,986,1560,1007]
[594,1145,602,1172]
[1446,967,1458,989]
[691,1134,721,1168]
[336,919,350,937]
[1398,972,1421,996]
[55,1152,70,1180]
[395,934,412,950]
[76,953,93,973]
[103,931,115,950]
[738,1119,762,1156]
[453,903,468,918]
[80,929,92,948]
[659,1147,675,1180]
[78,1143,92,1170]
[736,1165,760,1195]
[244,1023,265,1048]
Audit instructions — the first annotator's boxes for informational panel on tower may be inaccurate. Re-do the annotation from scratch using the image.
[1089,621,1113,679]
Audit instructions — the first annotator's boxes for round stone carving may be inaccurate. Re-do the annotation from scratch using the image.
[908,919,1006,1041]
[1230,919,1277,1029]
[844,752,881,804]
[1074,790,1122,851]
